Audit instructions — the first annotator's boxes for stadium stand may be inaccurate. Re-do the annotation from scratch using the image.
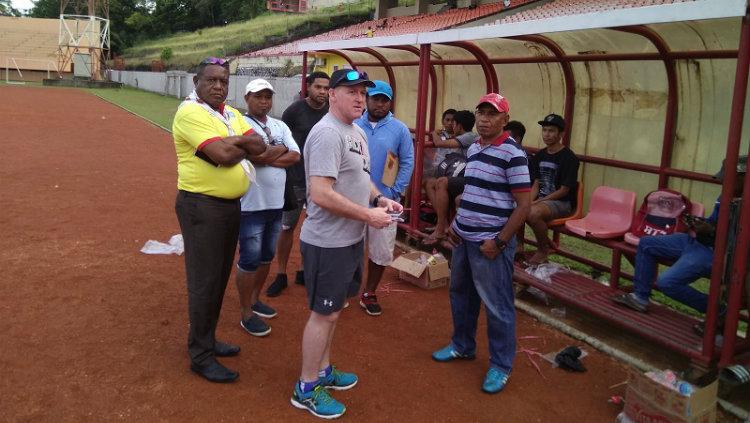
[240,0,539,59]
[0,16,67,81]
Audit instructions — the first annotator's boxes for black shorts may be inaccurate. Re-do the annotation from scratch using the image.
[300,240,363,315]
[447,176,466,200]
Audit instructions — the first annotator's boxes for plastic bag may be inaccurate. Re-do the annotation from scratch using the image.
[524,262,568,284]
[140,234,184,255]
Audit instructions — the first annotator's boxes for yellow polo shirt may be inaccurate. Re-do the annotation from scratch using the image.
[172,102,253,199]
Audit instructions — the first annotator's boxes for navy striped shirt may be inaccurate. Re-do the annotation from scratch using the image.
[452,132,531,241]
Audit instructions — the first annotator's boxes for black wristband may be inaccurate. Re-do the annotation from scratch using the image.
[372,194,384,207]
[494,237,507,250]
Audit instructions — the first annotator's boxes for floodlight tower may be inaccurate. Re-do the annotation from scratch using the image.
[57,0,110,80]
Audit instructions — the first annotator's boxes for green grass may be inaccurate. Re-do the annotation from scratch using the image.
[121,1,374,69]
[87,86,181,130]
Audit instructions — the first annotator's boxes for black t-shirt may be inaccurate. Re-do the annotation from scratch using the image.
[281,99,329,187]
[529,146,580,206]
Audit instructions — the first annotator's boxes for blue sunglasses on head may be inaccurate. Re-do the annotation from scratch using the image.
[200,57,228,66]
[345,70,368,81]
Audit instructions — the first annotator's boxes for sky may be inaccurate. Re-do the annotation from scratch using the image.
[11,0,35,12]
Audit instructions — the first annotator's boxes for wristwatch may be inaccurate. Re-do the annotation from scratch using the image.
[372,194,384,207]
[494,237,507,250]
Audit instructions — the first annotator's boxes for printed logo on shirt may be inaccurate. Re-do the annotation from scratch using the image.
[345,135,371,175]
[322,299,334,307]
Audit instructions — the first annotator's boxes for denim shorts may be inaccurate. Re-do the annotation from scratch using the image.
[237,209,283,272]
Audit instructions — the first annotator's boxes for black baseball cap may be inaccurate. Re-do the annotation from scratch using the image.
[538,113,565,131]
[713,155,747,180]
[329,69,375,89]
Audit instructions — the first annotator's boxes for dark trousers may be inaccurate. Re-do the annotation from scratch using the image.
[175,190,240,365]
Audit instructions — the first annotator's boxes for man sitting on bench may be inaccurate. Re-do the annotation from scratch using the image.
[422,110,477,246]
[525,114,579,265]
[612,156,746,318]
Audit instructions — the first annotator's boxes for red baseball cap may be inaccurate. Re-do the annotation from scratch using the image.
[476,93,510,113]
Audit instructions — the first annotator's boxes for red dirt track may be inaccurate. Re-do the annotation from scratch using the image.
[1,85,629,422]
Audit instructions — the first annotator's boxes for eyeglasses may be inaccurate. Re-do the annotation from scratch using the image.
[200,57,228,66]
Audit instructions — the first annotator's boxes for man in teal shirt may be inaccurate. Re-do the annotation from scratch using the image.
[355,80,414,316]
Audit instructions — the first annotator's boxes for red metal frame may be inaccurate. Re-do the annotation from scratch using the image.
[717,8,750,367]
[383,45,438,132]
[442,41,498,93]
[348,47,397,107]
[300,51,308,99]
[300,10,750,367]
[409,43,432,231]
[615,26,677,189]
[510,34,575,146]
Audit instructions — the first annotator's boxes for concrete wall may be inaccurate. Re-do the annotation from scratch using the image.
[109,70,302,118]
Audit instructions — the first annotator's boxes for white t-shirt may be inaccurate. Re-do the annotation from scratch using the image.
[240,115,300,212]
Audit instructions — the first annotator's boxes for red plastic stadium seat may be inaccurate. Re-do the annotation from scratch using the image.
[564,186,636,239]
[548,181,584,227]
[623,200,706,245]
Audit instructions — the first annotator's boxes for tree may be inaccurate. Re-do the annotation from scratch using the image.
[0,0,20,16]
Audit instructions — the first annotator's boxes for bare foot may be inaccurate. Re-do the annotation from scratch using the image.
[526,250,549,266]
[421,232,446,247]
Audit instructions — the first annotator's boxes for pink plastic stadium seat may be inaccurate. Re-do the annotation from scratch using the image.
[623,200,705,245]
[564,186,637,239]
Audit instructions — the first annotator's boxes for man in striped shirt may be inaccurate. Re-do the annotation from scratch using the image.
[432,93,531,394]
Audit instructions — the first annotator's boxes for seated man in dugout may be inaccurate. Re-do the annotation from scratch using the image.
[422,110,477,246]
[612,156,747,334]
[525,114,580,265]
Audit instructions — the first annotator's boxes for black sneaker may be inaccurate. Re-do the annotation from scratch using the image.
[240,314,271,337]
[611,293,648,313]
[266,273,288,297]
[359,292,382,316]
[252,301,277,319]
[295,270,305,285]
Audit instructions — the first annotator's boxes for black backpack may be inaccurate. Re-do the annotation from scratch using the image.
[435,152,467,178]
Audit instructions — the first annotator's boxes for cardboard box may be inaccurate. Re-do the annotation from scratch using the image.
[624,369,717,423]
[390,251,450,289]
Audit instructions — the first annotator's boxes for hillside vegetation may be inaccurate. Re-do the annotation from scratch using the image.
[121,1,373,70]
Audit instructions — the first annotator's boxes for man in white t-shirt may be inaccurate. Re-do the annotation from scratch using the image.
[235,79,300,337]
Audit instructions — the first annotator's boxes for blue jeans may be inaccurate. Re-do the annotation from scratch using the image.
[449,237,517,373]
[633,233,713,312]
[238,209,283,272]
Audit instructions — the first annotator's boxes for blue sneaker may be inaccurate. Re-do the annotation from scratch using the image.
[320,366,358,390]
[240,315,271,337]
[431,345,476,362]
[291,383,346,419]
[482,367,510,394]
[252,301,277,318]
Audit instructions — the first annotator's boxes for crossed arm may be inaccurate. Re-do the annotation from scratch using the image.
[201,133,267,166]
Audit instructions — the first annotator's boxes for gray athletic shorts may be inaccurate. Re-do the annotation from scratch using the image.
[539,199,573,219]
[281,185,306,231]
[300,240,363,315]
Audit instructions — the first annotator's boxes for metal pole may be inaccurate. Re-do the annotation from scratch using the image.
[718,8,750,367]
[615,26,677,189]
[301,51,308,99]
[409,44,431,232]
[704,7,750,362]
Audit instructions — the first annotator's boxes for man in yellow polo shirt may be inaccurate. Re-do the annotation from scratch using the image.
[173,57,266,383]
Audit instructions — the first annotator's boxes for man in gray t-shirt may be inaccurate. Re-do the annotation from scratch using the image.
[300,112,372,247]
[290,69,402,420]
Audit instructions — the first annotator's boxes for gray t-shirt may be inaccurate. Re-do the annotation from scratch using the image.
[300,113,372,248]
